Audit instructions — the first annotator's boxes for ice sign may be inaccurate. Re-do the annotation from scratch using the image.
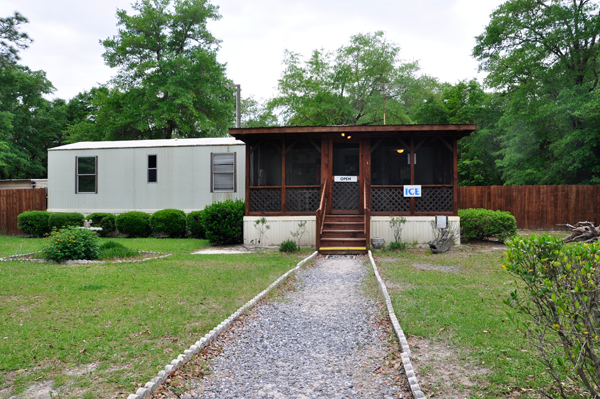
[403,185,421,197]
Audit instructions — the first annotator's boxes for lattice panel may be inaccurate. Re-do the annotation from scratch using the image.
[372,187,410,212]
[249,188,281,212]
[415,187,453,212]
[286,188,320,212]
[332,182,359,211]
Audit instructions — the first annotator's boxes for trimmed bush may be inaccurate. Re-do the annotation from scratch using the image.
[48,212,85,230]
[116,211,151,238]
[187,210,206,239]
[41,226,99,262]
[98,214,116,237]
[458,208,517,242]
[203,199,245,245]
[17,211,51,237]
[87,213,116,237]
[150,209,187,238]
[279,239,298,253]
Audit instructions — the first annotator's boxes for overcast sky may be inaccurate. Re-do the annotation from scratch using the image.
[2,0,505,102]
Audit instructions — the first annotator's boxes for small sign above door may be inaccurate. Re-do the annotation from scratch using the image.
[334,175,358,182]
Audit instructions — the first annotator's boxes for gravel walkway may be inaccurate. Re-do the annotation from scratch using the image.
[165,256,406,399]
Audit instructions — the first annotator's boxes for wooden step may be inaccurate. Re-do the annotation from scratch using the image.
[323,222,364,230]
[324,216,363,223]
[319,247,367,255]
[321,230,365,239]
[320,237,367,247]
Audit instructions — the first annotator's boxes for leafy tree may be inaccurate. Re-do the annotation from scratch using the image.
[0,12,31,66]
[0,64,62,179]
[240,95,278,128]
[83,0,234,140]
[474,0,600,184]
[269,31,440,126]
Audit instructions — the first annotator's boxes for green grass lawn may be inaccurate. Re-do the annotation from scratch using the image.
[0,236,311,398]
[375,232,568,398]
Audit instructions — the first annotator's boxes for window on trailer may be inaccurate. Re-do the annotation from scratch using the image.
[76,156,97,193]
[148,155,157,183]
[212,153,236,192]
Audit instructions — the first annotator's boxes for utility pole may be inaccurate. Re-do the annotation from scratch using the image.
[377,82,386,125]
[226,84,241,128]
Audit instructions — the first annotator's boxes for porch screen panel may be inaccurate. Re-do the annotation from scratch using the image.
[414,138,453,185]
[285,139,321,212]
[285,140,320,185]
[249,140,281,187]
[371,138,410,185]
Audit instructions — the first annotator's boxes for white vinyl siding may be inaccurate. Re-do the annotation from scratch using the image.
[212,153,236,192]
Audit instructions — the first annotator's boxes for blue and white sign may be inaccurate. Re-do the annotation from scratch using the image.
[334,176,357,182]
[403,185,422,197]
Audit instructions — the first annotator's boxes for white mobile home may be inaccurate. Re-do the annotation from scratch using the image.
[48,138,245,215]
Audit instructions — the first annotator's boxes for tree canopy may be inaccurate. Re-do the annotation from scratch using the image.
[66,0,234,142]
[267,32,439,126]
[474,0,600,184]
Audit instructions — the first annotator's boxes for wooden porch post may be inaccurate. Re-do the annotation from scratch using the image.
[453,135,458,216]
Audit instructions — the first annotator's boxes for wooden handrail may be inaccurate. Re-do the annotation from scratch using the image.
[364,180,371,250]
[316,179,329,250]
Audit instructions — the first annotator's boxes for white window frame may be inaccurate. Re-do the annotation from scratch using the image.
[76,156,98,194]
[211,152,236,193]
[148,154,158,183]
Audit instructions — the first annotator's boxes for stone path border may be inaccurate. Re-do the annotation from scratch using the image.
[368,250,426,399]
[126,251,319,399]
[0,252,171,264]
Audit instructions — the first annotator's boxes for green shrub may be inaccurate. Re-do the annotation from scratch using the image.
[116,211,151,238]
[41,226,99,262]
[187,210,206,239]
[150,209,187,238]
[279,239,298,253]
[388,241,406,251]
[98,214,116,237]
[87,213,116,237]
[98,241,138,260]
[203,199,245,245]
[505,235,600,398]
[17,211,51,237]
[458,208,517,242]
[48,212,85,230]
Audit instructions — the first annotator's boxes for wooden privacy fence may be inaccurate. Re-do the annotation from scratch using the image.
[0,188,47,235]
[458,185,600,230]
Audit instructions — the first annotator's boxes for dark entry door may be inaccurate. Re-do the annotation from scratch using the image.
[331,142,360,214]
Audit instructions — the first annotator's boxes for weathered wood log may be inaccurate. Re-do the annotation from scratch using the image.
[558,221,600,243]
[430,229,454,253]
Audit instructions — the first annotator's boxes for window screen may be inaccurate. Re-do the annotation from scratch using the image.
[148,155,157,183]
[76,156,97,193]
[212,153,236,192]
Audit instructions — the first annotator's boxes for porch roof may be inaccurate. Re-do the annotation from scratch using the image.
[229,124,477,141]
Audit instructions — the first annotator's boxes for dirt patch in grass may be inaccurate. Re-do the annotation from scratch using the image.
[409,335,488,398]
[412,262,461,273]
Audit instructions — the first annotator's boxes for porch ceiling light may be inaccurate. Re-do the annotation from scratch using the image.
[341,133,345,137]
[396,149,405,153]
[347,135,351,139]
